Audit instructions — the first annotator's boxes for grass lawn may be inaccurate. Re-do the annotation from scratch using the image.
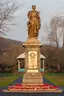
[44,73,64,86]
[0,73,24,87]
[0,76,19,87]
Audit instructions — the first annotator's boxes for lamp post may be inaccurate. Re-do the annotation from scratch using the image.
[58,17,64,72]
[62,20,64,72]
[43,60,44,72]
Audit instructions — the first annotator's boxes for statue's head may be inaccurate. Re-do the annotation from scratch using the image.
[32,5,36,10]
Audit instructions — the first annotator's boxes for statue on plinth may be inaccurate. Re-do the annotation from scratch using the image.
[27,5,41,38]
[23,5,43,85]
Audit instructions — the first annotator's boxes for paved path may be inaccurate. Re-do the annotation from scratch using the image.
[9,77,22,86]
[43,77,55,85]
[0,92,64,96]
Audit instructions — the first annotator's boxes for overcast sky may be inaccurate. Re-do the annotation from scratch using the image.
[4,0,64,45]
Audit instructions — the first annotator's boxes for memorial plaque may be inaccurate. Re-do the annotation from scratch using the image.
[28,51,37,69]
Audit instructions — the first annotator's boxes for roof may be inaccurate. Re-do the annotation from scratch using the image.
[17,52,46,59]
[40,54,46,59]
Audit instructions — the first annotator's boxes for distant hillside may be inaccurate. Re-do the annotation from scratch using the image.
[0,37,24,53]
[0,37,25,66]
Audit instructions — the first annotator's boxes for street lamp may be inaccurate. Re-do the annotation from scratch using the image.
[62,20,64,72]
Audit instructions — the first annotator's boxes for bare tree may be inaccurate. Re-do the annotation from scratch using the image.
[48,16,64,72]
[42,16,64,72]
[0,0,23,35]
[48,16,62,48]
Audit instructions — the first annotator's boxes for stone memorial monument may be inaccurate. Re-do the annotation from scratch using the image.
[3,5,62,93]
[23,5,43,84]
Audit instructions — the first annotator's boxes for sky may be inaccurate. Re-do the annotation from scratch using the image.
[3,0,64,45]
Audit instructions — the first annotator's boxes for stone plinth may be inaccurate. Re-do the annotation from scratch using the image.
[23,73,43,84]
[23,37,43,84]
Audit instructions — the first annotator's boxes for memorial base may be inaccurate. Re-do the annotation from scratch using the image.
[3,84,62,93]
[23,37,43,84]
[23,72,43,84]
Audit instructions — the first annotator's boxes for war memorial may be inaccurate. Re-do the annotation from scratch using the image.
[3,5,62,93]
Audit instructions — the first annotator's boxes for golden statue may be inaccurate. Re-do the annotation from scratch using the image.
[27,5,41,38]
